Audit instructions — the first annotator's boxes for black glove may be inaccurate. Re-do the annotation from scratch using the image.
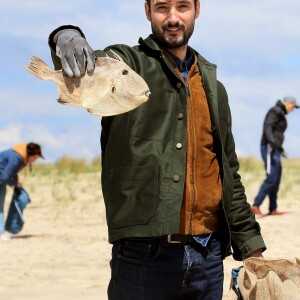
[55,29,95,77]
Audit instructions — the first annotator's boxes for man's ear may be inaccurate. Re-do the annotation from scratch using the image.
[145,2,151,21]
[195,0,200,19]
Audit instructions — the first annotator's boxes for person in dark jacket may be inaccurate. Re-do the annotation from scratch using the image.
[47,0,266,299]
[0,143,43,241]
[252,96,299,216]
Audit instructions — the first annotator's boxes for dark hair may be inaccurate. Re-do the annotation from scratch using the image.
[146,0,198,5]
[27,142,44,158]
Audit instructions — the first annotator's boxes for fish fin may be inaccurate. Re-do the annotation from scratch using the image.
[86,108,96,115]
[57,97,79,107]
[57,91,80,106]
[86,108,102,116]
[24,56,53,81]
[57,98,67,105]
[109,50,124,62]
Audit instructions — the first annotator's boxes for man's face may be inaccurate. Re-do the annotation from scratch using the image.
[145,0,200,49]
[286,101,297,113]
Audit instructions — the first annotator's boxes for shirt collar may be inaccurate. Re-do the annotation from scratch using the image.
[166,47,195,73]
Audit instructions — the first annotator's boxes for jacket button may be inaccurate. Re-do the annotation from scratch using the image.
[243,247,249,253]
[173,175,180,182]
[176,143,182,149]
[177,113,184,120]
[176,82,182,89]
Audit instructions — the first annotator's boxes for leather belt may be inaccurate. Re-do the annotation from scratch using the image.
[118,234,196,245]
[163,234,194,244]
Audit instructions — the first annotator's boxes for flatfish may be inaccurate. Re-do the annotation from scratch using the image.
[25,55,150,116]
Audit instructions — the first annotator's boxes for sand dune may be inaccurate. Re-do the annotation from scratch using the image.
[0,166,299,299]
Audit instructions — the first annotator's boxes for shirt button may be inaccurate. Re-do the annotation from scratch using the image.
[173,175,180,182]
[177,113,184,120]
[176,143,182,150]
[176,82,182,89]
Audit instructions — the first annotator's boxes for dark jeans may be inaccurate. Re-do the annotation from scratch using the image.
[108,232,224,300]
[253,144,282,212]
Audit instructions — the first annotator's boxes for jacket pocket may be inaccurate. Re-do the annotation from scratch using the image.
[106,165,159,229]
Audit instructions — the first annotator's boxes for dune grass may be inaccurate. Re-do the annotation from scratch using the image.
[20,156,102,204]
[28,155,101,176]
[20,155,300,205]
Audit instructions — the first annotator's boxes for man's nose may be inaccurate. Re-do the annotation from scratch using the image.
[166,7,180,22]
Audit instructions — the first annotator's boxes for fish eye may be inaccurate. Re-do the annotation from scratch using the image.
[122,69,129,75]
[112,86,116,93]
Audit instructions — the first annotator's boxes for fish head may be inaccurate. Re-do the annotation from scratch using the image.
[101,58,151,110]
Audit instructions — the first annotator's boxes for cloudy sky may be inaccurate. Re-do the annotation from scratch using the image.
[1,0,300,162]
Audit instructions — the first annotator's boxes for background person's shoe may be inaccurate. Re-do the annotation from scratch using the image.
[251,206,264,216]
[267,210,287,216]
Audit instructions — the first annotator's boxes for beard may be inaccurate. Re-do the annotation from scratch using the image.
[151,20,195,49]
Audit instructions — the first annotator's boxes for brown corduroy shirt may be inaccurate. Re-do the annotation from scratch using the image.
[165,52,223,235]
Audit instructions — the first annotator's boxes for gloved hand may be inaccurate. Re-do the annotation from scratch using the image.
[55,29,95,77]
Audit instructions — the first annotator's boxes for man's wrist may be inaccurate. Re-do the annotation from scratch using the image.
[243,249,263,260]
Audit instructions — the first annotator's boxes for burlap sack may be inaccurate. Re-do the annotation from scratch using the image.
[231,257,300,300]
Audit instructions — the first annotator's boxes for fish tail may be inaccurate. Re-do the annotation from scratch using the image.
[24,56,53,80]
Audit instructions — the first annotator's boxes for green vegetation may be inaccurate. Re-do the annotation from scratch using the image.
[20,155,299,205]
[20,156,102,204]
[29,155,102,176]
[238,156,263,172]
[27,155,300,176]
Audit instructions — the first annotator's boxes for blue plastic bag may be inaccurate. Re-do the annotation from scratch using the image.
[5,187,31,234]
[230,267,243,299]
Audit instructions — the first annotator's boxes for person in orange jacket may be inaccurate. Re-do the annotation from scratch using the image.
[0,143,43,240]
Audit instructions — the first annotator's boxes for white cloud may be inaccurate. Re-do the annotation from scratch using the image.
[0,124,23,148]
[0,0,148,43]
[194,0,300,78]
[0,121,100,163]
[1,0,300,160]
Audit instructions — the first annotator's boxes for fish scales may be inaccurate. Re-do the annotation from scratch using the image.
[25,56,150,116]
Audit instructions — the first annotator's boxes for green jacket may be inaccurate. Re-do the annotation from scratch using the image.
[49,29,266,260]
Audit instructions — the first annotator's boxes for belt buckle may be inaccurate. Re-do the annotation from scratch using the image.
[167,234,181,244]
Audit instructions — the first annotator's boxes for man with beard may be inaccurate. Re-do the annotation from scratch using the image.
[48,0,265,299]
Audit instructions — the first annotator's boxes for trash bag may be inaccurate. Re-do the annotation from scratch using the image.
[228,267,244,300]
[228,258,300,300]
[5,187,31,234]
[238,257,300,300]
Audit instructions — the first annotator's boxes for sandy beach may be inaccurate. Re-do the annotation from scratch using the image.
[0,163,299,300]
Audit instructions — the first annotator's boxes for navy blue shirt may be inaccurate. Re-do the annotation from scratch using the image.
[166,47,195,82]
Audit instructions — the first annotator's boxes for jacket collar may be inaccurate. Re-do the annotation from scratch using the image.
[139,35,221,132]
[276,100,288,115]
[139,35,217,76]
[138,34,162,54]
